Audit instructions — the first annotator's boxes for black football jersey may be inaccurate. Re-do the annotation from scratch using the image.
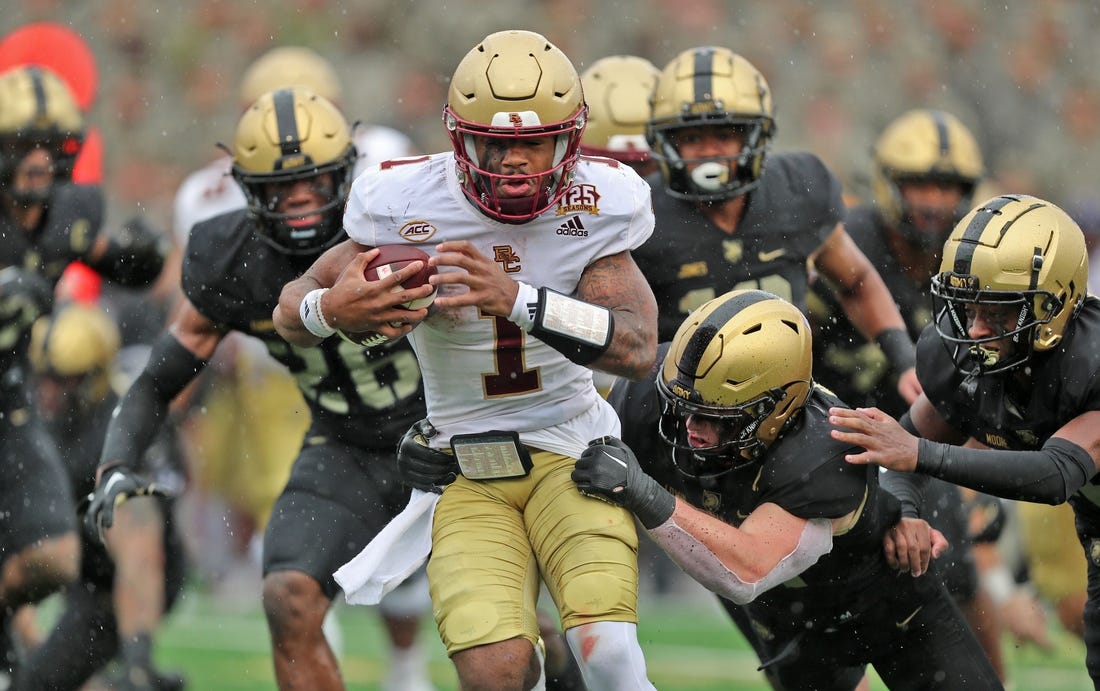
[182,211,425,448]
[637,153,843,341]
[0,183,104,285]
[917,297,1100,507]
[809,204,934,415]
[610,345,904,622]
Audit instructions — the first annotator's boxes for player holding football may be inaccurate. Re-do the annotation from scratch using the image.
[274,30,659,691]
[85,87,430,691]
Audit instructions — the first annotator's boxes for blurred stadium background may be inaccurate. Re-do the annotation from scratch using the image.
[6,1,1100,688]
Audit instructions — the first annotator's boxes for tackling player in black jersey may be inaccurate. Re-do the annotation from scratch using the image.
[808,109,1021,679]
[832,194,1100,688]
[638,46,919,404]
[577,289,1001,689]
[84,88,430,691]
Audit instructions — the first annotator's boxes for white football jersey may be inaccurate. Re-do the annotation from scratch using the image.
[173,124,415,247]
[344,153,655,458]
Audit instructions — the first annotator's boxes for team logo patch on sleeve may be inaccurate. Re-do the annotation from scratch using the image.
[556,184,601,215]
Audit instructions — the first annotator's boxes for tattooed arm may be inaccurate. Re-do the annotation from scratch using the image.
[576,250,657,380]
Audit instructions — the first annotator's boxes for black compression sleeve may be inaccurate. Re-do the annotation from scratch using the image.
[916,437,1096,504]
[875,411,929,518]
[875,327,916,374]
[98,332,207,473]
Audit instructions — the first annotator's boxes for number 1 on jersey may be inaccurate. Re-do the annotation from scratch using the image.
[480,310,541,398]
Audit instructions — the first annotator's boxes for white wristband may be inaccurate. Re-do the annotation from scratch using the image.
[508,281,540,332]
[300,288,336,338]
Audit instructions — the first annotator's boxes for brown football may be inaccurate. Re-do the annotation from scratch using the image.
[364,244,437,309]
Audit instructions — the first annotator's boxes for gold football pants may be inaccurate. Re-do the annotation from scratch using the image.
[427,448,639,654]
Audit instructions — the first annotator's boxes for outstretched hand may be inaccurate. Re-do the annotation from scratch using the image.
[829,406,920,472]
[83,468,171,544]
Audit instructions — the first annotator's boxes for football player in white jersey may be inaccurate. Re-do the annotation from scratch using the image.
[274,30,659,691]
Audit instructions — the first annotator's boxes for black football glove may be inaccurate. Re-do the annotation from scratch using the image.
[82,467,171,544]
[572,436,676,529]
[397,419,459,493]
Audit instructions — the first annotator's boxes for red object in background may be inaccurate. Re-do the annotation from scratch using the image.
[0,22,103,183]
[0,22,98,110]
[71,128,103,184]
[56,261,103,304]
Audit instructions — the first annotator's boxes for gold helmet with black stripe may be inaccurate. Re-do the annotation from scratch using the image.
[647,46,775,202]
[931,194,1087,375]
[872,109,984,251]
[580,55,659,173]
[231,87,357,255]
[0,65,85,192]
[657,289,812,475]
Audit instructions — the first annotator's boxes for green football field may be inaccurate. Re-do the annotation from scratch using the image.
[145,582,1093,690]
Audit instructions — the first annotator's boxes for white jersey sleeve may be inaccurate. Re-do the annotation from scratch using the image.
[173,156,246,247]
[344,154,655,458]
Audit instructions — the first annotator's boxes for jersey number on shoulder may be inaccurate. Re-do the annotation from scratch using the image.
[677,275,794,315]
[480,310,541,398]
[266,338,420,415]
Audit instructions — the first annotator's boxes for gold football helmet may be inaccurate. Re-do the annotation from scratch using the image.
[238,46,343,107]
[29,302,121,406]
[647,47,775,202]
[0,65,85,191]
[444,30,587,223]
[231,87,357,254]
[580,55,659,173]
[873,109,984,250]
[931,194,1087,375]
[658,289,813,475]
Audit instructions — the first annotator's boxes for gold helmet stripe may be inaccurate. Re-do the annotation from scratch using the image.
[930,110,949,160]
[272,88,303,163]
[952,194,1020,275]
[676,289,774,380]
[28,66,48,121]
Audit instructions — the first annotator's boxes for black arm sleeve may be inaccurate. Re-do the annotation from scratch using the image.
[916,437,1097,504]
[85,215,169,287]
[878,411,930,518]
[98,332,207,473]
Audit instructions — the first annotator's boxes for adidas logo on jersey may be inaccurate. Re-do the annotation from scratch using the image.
[556,216,588,237]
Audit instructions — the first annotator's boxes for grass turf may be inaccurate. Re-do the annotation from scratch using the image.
[148,582,1092,690]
